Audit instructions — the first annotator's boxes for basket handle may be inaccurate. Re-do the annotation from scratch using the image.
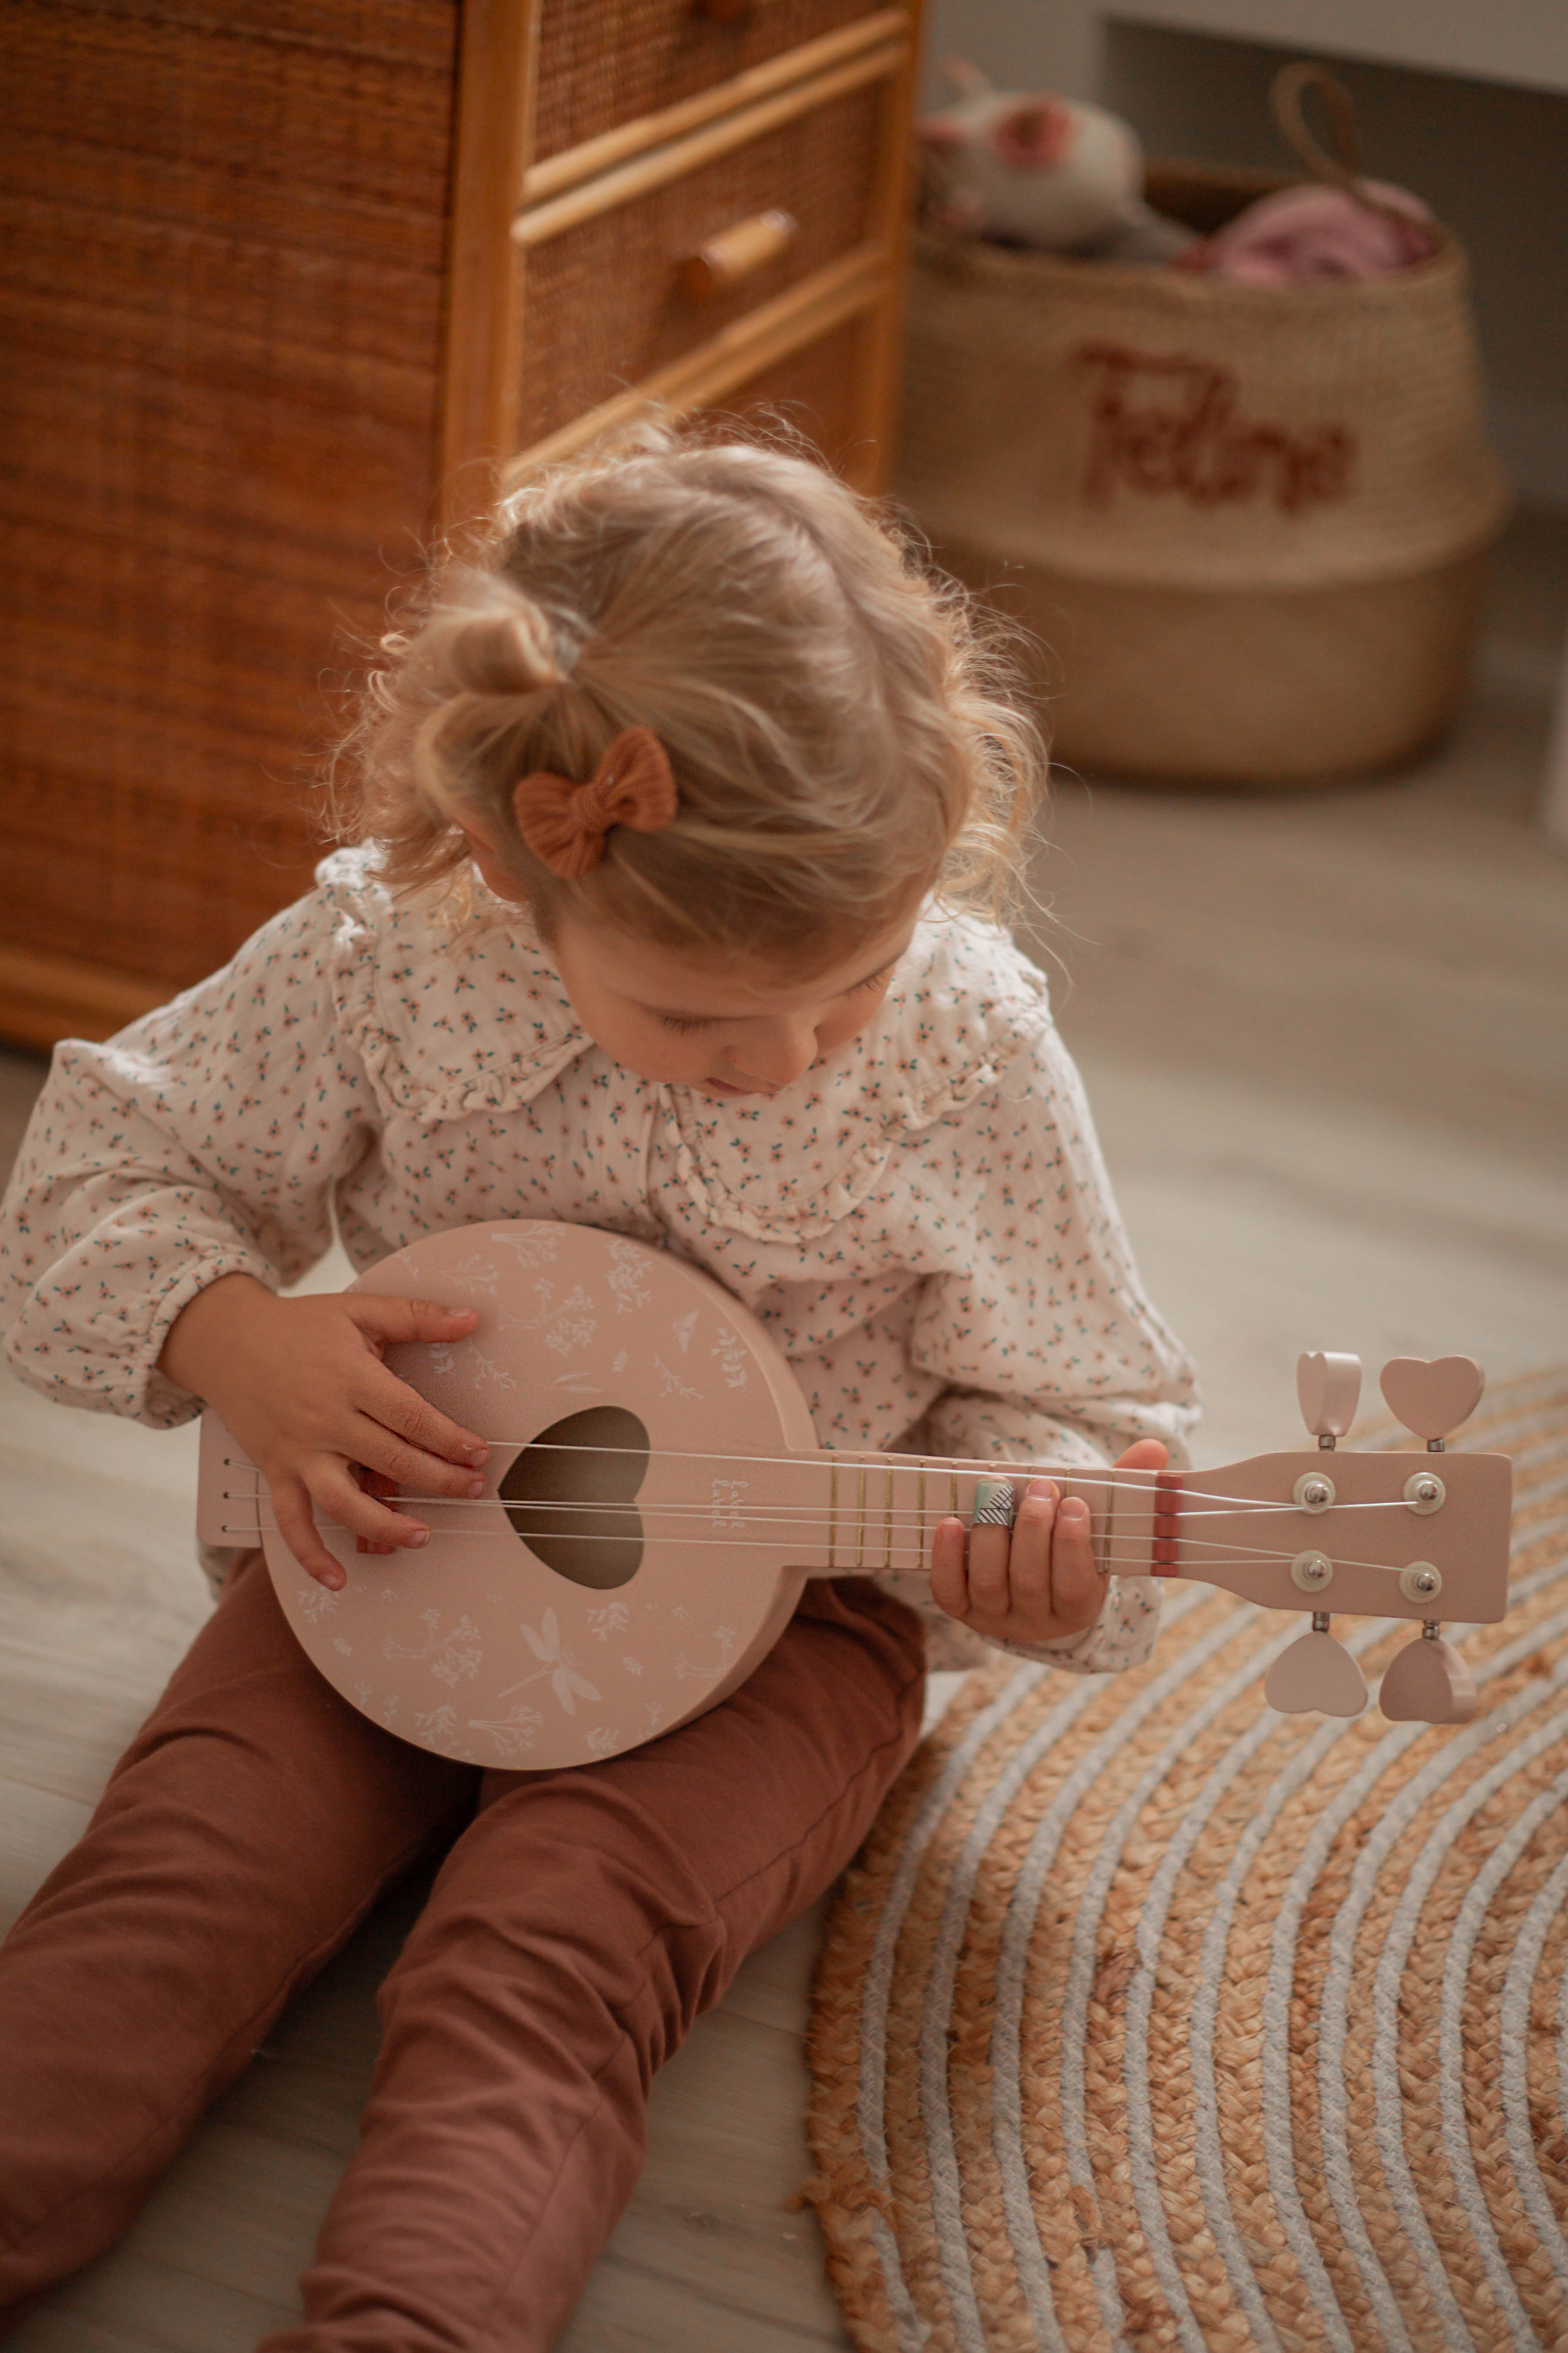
[1271,62,1361,193]
[1271,61,1420,228]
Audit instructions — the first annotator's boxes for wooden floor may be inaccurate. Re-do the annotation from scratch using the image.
[3,509,1567,2348]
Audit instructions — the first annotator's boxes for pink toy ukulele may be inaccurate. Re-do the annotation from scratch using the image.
[196,1221,1513,1768]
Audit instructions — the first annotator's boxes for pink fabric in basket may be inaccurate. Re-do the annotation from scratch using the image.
[1182,180,1435,283]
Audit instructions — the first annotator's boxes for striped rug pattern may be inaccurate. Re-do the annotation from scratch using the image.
[806,1370,1568,2352]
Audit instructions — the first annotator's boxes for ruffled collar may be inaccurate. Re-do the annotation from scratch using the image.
[660,911,1053,1241]
[319,847,591,1123]
[318,850,1056,1238]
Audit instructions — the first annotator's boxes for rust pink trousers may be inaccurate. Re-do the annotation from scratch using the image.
[0,1552,924,2349]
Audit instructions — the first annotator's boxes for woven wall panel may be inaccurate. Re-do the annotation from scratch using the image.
[516,81,886,449]
[715,313,879,485]
[0,0,456,993]
[533,0,880,164]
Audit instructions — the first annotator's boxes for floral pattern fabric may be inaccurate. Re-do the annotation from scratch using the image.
[0,849,1199,1672]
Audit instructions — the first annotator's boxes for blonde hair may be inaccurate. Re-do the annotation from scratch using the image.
[333,422,1045,969]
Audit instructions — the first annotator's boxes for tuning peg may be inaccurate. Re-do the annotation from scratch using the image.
[1379,1357,1485,1451]
[1297,1352,1361,1449]
[1264,1618,1368,1717]
[1378,1625,1477,1724]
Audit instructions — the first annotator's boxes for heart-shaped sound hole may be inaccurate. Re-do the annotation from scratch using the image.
[1379,1355,1485,1443]
[499,1407,648,1591]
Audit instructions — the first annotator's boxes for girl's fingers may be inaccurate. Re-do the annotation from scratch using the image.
[356,1466,401,1557]
[356,1356,489,1469]
[313,1462,431,1554]
[1008,1479,1056,1607]
[346,1300,489,1462]
[929,1516,970,1620]
[1113,1437,1168,1472]
[930,1483,1111,1644]
[346,1294,480,1349]
[270,1462,432,1582]
[346,1408,491,1503]
[965,1519,1012,1613]
[272,1476,349,1590]
[1050,1494,1103,1630]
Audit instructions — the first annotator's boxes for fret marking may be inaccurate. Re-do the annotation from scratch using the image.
[1153,1469,1183,1574]
[829,1459,838,1572]
[856,1462,868,1570]
[882,1462,895,1571]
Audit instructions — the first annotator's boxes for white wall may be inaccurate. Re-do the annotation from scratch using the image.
[918,5,1568,508]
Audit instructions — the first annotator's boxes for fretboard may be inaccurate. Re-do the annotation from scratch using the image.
[770,1449,1168,1581]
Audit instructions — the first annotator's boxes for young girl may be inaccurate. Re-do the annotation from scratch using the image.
[0,428,1195,2348]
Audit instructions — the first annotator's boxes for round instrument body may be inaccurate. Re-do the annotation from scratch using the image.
[263,1221,816,1767]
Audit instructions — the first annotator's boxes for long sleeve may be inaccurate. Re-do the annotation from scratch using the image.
[0,888,378,1427]
[909,1021,1199,1673]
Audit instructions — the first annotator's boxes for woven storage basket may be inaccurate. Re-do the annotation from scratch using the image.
[898,160,1512,785]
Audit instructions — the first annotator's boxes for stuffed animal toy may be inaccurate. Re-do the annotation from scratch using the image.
[916,61,1194,262]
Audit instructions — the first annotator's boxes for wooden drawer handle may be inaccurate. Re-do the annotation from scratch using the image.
[679,208,798,301]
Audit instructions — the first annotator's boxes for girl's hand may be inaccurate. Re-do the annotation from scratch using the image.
[159,1272,489,1590]
[929,1438,1169,1649]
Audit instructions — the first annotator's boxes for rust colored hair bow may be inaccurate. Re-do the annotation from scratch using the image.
[513,726,679,881]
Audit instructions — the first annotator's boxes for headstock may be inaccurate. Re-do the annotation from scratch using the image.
[1159,1353,1506,1727]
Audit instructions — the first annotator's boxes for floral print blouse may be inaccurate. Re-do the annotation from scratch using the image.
[0,849,1198,1672]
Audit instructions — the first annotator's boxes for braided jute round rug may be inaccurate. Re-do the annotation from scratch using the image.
[805,1368,1568,2353]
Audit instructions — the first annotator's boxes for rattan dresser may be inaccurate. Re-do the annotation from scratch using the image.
[0,0,922,1048]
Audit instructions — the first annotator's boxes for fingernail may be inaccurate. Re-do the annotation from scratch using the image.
[465,1445,489,1465]
[465,1476,486,1498]
[1060,1499,1089,1527]
[406,1527,431,1547]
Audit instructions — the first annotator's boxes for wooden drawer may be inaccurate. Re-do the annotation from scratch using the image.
[513,70,893,450]
[533,0,886,166]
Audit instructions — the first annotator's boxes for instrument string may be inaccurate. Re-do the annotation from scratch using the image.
[219,1455,1437,1521]
[251,1492,1436,1537]
[245,1443,1263,1512]
[354,1495,1405,1525]
[214,1512,1427,1579]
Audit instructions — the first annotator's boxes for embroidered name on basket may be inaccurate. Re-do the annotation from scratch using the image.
[1076,342,1355,513]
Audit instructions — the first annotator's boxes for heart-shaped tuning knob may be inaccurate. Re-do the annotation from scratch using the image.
[1378,1356,1485,1444]
[1264,1628,1368,1718]
[1297,1351,1361,1441]
[1378,1633,1477,1725]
